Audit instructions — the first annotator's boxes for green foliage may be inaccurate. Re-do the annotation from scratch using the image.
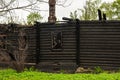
[111,0,120,20]
[69,0,102,20]
[1,69,120,80]
[24,66,37,72]
[100,2,113,20]
[94,66,104,74]
[99,0,120,20]
[70,0,120,20]
[84,0,101,20]
[27,12,43,25]
[70,10,78,20]
[79,0,101,20]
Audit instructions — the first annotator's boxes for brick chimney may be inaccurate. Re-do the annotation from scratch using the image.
[48,0,56,23]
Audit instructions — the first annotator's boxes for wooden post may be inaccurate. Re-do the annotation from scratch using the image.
[48,0,56,23]
[98,9,102,21]
[75,19,80,66]
[35,22,40,64]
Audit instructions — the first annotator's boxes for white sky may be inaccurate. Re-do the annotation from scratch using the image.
[14,0,115,22]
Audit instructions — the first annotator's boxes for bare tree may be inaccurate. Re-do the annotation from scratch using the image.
[11,29,28,72]
[0,0,70,23]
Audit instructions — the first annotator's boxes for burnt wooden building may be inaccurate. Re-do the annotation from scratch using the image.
[1,20,120,72]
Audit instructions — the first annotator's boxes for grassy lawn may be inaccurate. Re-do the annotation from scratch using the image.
[0,69,120,80]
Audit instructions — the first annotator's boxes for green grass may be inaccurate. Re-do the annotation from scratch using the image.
[0,69,120,80]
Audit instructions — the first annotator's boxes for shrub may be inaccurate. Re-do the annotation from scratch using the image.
[94,66,104,74]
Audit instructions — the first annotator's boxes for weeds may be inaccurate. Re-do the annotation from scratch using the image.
[94,66,104,74]
[24,66,37,72]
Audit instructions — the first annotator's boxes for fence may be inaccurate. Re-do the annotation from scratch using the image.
[0,20,120,72]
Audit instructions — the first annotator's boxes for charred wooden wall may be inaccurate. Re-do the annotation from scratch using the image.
[34,21,120,70]
[79,21,120,70]
[1,21,120,70]
[38,23,77,63]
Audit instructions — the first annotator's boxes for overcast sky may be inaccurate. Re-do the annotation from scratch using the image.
[16,0,114,22]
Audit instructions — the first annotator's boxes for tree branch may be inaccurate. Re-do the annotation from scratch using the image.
[0,1,37,12]
[56,0,73,7]
[0,0,16,9]
[23,8,48,12]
